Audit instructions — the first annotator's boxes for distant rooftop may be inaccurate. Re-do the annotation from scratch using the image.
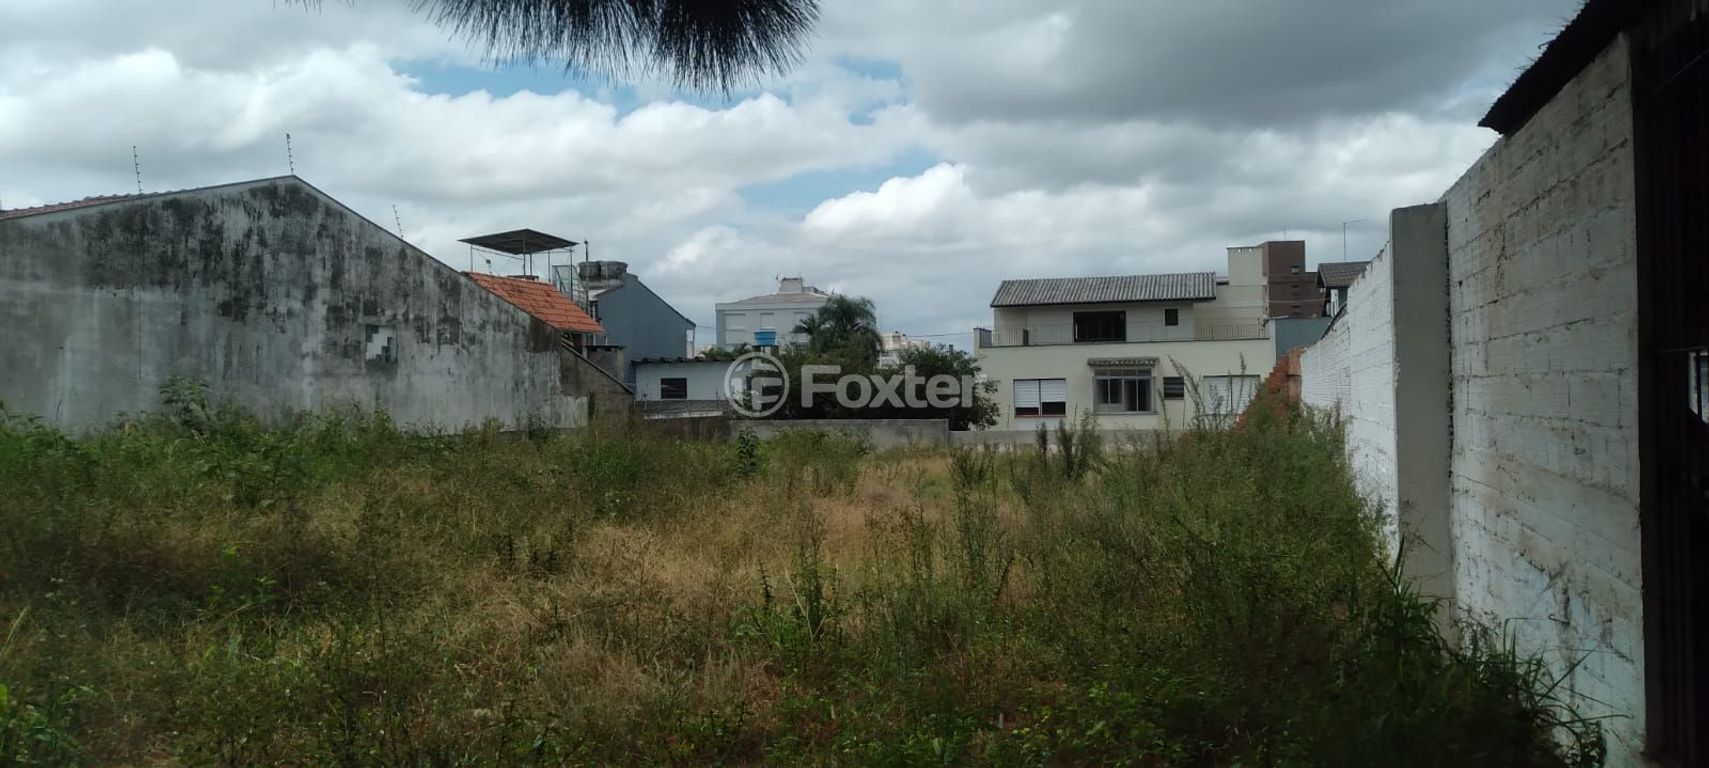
[720,276,832,306]
[459,229,579,255]
[465,272,604,334]
[991,272,1218,307]
[1316,261,1371,289]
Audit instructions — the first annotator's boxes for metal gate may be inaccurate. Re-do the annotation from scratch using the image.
[1635,5,1709,764]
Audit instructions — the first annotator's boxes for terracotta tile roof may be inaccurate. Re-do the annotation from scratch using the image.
[0,193,146,221]
[465,272,604,334]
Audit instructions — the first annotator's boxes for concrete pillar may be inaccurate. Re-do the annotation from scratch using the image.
[1388,203,1455,620]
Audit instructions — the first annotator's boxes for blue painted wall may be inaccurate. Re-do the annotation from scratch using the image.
[593,273,694,384]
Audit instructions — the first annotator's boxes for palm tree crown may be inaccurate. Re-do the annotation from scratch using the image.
[411,0,820,90]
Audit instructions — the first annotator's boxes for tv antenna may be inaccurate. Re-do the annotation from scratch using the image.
[285,133,296,175]
[131,146,143,193]
[392,205,404,238]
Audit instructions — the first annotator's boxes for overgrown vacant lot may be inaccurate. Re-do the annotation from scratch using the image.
[1,392,1603,766]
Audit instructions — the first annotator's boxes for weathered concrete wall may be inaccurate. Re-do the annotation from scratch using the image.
[0,177,626,432]
[733,418,950,450]
[1442,37,1644,763]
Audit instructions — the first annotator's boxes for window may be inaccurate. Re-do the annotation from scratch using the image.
[1290,265,1303,274]
[1013,378,1068,417]
[1072,311,1126,343]
[659,377,689,400]
[1164,308,1179,327]
[1093,368,1153,414]
[1162,376,1186,400]
[1200,375,1260,415]
[759,312,776,330]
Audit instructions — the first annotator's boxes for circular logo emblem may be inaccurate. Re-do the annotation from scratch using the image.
[726,351,789,418]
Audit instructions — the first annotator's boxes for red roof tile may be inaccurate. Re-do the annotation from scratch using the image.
[465,272,604,335]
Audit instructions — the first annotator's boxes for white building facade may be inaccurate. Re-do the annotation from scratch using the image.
[714,277,830,349]
[975,248,1275,433]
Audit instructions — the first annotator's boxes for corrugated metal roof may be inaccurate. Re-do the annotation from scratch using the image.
[459,229,578,255]
[465,273,605,334]
[1316,261,1371,289]
[990,272,1217,307]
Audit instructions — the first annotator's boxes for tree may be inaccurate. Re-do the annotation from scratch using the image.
[412,0,817,91]
[793,295,881,368]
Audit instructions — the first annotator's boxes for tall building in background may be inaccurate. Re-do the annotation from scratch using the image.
[714,277,831,349]
[1255,241,1322,319]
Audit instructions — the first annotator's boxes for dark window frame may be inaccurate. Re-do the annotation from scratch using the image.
[659,377,689,400]
[1072,310,1127,343]
[1092,368,1154,414]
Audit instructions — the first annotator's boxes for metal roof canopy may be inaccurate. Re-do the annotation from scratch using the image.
[458,229,579,255]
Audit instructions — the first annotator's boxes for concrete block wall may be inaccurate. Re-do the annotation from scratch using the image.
[1440,37,1644,763]
[1301,243,1400,553]
[0,177,622,433]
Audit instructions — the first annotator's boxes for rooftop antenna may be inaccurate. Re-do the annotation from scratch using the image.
[1341,218,1369,261]
[392,205,404,238]
[285,133,296,175]
[131,146,143,194]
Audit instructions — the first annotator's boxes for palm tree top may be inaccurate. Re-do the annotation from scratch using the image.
[415,0,820,91]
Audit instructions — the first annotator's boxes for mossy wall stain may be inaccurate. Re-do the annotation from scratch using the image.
[0,177,620,432]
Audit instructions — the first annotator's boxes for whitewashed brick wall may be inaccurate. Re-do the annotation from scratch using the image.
[1442,38,1644,764]
[1301,246,1400,553]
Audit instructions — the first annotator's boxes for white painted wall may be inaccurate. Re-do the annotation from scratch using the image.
[977,337,1274,432]
[633,361,731,402]
[1441,38,1643,764]
[1301,242,1400,552]
[1296,37,1645,765]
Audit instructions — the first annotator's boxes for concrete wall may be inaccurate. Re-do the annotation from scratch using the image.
[1297,36,1645,764]
[732,418,949,450]
[1301,241,1402,552]
[0,177,627,432]
[593,273,693,384]
[1442,37,1644,763]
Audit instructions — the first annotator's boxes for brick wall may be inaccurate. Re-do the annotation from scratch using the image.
[1441,36,1643,763]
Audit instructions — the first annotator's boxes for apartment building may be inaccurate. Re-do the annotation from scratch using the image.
[974,247,1276,433]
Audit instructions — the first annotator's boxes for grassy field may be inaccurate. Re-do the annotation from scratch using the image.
[0,385,1605,766]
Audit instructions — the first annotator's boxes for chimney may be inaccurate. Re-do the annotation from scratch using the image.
[779,276,805,294]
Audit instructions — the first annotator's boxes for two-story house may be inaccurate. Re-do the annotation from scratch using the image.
[974,247,1276,433]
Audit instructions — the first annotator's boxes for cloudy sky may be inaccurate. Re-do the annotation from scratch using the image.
[0,0,1579,344]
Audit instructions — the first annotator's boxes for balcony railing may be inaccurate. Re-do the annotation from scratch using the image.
[976,320,1266,348]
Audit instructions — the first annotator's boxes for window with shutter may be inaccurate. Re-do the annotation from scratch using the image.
[1013,378,1067,417]
[1013,379,1042,417]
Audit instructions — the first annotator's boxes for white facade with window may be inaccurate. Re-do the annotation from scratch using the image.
[632,360,733,403]
[714,277,830,349]
[975,249,1275,433]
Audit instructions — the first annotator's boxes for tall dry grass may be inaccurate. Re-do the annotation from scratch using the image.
[0,383,1605,766]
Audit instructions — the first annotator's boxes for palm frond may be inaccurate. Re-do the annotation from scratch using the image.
[409,0,819,91]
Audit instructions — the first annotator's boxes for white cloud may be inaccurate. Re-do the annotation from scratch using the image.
[0,0,1583,344]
